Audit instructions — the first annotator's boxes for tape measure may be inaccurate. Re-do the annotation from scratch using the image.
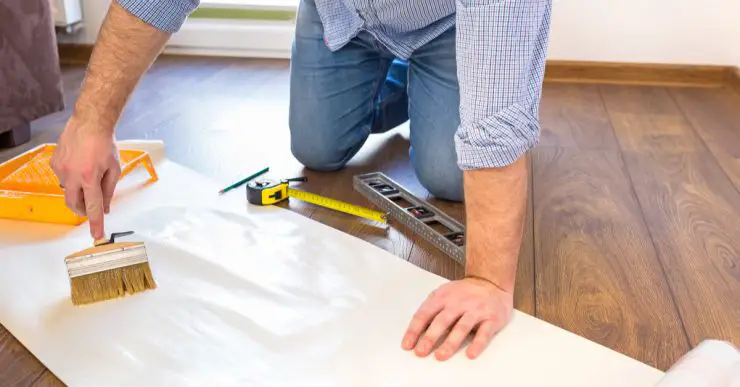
[353,172,465,265]
[246,177,388,224]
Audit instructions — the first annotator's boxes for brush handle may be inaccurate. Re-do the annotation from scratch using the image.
[94,231,135,246]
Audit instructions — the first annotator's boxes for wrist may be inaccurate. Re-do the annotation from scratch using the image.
[66,108,116,138]
[465,259,517,294]
[464,273,513,295]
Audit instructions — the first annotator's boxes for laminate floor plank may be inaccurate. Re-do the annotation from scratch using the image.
[532,147,689,370]
[600,86,703,154]
[621,149,740,347]
[669,86,740,192]
[601,84,740,350]
[30,371,63,387]
[538,83,619,149]
[0,326,47,386]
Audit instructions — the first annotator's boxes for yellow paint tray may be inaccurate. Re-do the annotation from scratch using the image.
[0,143,158,225]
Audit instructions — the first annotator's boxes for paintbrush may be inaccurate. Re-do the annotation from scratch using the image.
[64,231,157,305]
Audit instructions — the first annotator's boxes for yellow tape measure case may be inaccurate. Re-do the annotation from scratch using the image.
[246,179,289,205]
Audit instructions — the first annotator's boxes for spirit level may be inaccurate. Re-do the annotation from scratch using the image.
[353,172,465,265]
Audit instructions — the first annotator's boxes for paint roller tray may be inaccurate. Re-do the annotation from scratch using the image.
[0,144,158,225]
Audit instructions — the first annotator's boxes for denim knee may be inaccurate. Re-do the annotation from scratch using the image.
[411,149,464,202]
[289,135,350,172]
[418,170,463,202]
[419,171,464,202]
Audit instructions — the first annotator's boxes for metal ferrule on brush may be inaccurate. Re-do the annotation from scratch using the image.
[66,245,149,278]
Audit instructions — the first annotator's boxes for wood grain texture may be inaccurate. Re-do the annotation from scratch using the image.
[600,85,703,154]
[0,326,48,386]
[538,83,618,149]
[669,86,740,192]
[602,84,740,349]
[621,149,740,348]
[30,371,64,387]
[603,82,740,349]
[532,147,689,370]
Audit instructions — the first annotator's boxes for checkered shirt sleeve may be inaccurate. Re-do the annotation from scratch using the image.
[115,0,200,34]
[454,0,552,170]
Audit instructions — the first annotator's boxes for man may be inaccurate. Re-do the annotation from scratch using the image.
[51,0,552,362]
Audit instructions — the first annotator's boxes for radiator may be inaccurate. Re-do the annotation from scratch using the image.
[50,0,83,32]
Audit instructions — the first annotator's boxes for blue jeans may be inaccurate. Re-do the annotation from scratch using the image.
[288,0,463,202]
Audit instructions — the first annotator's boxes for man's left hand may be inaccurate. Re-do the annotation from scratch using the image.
[401,276,513,361]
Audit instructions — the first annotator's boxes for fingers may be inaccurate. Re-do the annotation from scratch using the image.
[414,309,461,357]
[402,296,444,351]
[83,178,106,240]
[64,181,86,216]
[50,156,65,188]
[435,312,478,361]
[466,319,498,359]
[101,165,120,214]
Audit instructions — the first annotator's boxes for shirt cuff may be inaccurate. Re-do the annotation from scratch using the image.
[454,103,540,170]
[116,0,200,34]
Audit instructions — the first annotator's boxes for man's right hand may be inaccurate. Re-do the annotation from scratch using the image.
[51,116,121,240]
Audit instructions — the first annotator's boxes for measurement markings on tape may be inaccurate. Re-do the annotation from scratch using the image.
[353,172,465,265]
[286,187,388,223]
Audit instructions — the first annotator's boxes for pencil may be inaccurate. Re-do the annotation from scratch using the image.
[218,167,269,194]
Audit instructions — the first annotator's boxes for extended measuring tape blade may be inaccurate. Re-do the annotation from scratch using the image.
[353,172,465,266]
[287,187,388,224]
[247,177,388,223]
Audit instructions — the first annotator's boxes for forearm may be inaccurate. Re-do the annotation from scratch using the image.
[73,0,202,132]
[463,157,528,293]
[453,0,551,291]
[72,2,170,132]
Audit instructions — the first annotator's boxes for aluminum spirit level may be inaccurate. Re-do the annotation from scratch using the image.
[353,172,465,265]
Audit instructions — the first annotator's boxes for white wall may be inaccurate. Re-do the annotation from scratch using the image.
[547,0,740,66]
[58,0,740,66]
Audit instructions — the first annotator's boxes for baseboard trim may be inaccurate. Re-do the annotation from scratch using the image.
[543,60,732,87]
[57,44,93,66]
[161,46,290,59]
[727,66,740,96]
[57,43,739,90]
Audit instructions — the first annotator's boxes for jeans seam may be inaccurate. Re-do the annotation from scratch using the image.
[366,57,391,135]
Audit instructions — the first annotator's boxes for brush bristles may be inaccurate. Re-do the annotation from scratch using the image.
[70,262,157,305]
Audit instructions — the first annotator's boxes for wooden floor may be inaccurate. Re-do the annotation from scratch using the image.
[1,56,739,386]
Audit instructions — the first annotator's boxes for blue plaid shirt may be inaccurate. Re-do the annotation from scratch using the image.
[117,0,552,170]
